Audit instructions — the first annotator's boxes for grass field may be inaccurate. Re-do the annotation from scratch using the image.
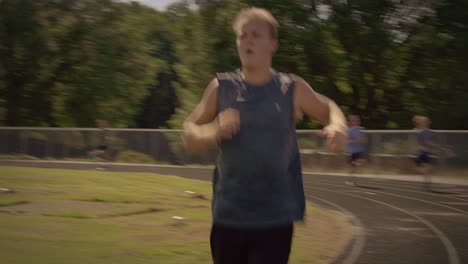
[0,166,353,264]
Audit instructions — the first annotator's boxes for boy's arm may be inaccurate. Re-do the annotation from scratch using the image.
[360,130,368,145]
[182,78,240,153]
[362,134,368,145]
[182,78,220,153]
[425,131,436,151]
[294,78,348,152]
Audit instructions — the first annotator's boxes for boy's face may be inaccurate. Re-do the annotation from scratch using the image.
[236,19,278,69]
[422,117,431,128]
[348,116,360,126]
[413,116,422,128]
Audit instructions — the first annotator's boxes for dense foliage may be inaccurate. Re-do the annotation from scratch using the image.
[1,0,466,129]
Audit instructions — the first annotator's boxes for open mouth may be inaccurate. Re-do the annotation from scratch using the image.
[246,48,254,55]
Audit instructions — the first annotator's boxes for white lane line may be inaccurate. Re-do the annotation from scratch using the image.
[306,186,461,264]
[306,195,366,264]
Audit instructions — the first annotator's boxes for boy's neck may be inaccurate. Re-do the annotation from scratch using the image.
[241,66,272,86]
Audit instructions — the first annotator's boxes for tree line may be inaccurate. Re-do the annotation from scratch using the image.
[1,0,467,129]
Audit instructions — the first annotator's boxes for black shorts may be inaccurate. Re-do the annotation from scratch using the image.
[415,152,431,165]
[349,152,365,164]
[210,223,293,264]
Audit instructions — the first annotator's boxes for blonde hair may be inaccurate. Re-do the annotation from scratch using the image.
[233,7,279,39]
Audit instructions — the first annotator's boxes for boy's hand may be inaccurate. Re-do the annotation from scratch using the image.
[216,108,240,141]
[323,125,347,153]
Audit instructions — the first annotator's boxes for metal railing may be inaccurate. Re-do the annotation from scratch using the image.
[0,127,467,176]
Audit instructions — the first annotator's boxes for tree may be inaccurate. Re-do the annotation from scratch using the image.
[0,0,164,127]
[0,0,50,126]
[167,2,215,128]
[135,9,177,128]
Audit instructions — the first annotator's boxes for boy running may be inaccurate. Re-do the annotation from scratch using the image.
[346,115,367,186]
[183,7,347,264]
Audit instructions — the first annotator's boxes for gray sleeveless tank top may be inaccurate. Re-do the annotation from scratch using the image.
[212,69,305,228]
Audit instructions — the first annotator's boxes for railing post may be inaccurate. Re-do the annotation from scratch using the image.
[438,132,447,172]
[20,131,28,155]
[372,133,381,174]
[45,130,52,158]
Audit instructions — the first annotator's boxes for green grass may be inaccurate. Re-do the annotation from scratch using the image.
[114,150,156,164]
[0,166,352,264]
[0,154,39,160]
[0,198,29,207]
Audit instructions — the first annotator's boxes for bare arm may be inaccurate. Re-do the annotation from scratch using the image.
[182,78,219,153]
[182,78,240,153]
[294,78,348,152]
[361,134,368,145]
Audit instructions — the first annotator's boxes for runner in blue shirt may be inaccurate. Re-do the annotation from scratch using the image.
[412,115,434,191]
[346,115,367,186]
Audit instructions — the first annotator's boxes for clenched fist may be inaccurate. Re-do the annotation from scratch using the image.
[216,108,240,142]
[322,125,347,153]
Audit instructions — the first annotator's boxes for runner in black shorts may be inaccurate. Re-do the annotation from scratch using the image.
[415,151,431,166]
[350,151,365,165]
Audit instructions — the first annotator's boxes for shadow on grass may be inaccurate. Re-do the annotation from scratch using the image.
[41,207,166,219]
[0,200,30,207]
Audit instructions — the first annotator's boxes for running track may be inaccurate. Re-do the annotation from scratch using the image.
[2,160,468,264]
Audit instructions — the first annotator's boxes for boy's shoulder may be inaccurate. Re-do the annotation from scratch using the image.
[277,71,300,83]
[215,69,300,82]
[216,70,242,81]
[215,69,301,95]
[348,126,365,132]
[421,129,433,135]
